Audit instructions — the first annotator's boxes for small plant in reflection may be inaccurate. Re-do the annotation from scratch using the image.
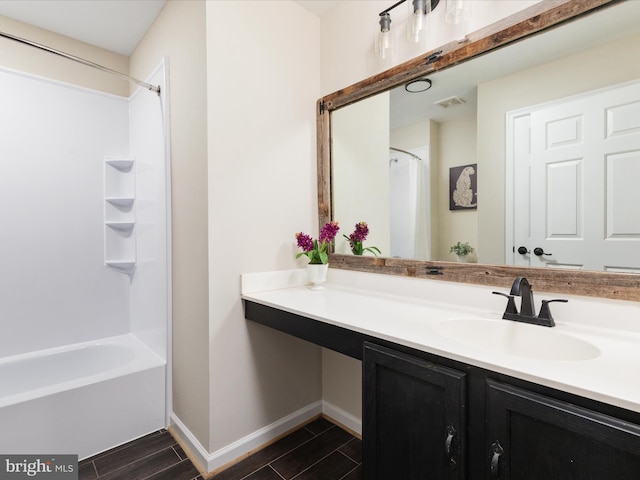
[295,221,340,265]
[344,221,381,256]
[449,241,475,257]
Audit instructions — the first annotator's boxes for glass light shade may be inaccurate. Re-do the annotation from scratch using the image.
[445,0,472,24]
[407,0,431,44]
[375,13,395,60]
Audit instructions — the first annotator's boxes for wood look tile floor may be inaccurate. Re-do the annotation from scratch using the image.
[79,417,361,480]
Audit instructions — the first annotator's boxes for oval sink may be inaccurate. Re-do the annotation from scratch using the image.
[436,318,600,361]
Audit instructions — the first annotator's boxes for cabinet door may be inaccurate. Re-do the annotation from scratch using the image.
[486,379,640,480]
[363,342,466,480]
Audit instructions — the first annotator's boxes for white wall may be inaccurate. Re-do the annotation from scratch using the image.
[0,69,130,356]
[129,61,170,360]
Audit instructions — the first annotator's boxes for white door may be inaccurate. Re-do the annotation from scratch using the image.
[509,81,640,273]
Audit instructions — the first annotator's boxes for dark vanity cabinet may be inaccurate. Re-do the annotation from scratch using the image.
[485,379,640,480]
[363,343,466,480]
[244,302,640,480]
[362,342,640,480]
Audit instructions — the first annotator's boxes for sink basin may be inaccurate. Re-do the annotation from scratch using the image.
[436,318,600,361]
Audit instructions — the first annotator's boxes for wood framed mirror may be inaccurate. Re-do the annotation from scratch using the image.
[317,0,640,301]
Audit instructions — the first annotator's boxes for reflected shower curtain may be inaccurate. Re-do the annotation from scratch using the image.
[388,147,430,259]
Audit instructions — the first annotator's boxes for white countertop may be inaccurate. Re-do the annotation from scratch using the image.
[241,268,640,414]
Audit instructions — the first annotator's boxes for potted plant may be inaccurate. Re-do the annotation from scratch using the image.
[343,221,381,256]
[295,221,340,289]
[449,241,475,262]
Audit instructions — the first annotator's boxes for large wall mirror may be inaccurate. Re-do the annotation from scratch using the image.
[318,0,640,301]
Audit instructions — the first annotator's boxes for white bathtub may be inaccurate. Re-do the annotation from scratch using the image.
[0,334,166,459]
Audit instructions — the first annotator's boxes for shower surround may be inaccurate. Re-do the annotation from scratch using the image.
[0,61,170,459]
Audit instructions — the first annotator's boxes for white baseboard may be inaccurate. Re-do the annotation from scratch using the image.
[170,400,322,474]
[322,400,362,436]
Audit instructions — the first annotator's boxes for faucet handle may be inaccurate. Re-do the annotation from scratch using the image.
[492,291,518,315]
[537,299,568,327]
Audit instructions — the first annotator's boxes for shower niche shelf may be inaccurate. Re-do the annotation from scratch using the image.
[104,156,136,274]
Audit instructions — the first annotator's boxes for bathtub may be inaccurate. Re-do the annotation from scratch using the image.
[0,334,166,459]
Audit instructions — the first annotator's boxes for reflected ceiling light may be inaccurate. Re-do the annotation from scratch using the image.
[405,78,432,93]
[376,0,443,61]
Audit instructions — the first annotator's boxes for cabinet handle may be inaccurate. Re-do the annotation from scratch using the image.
[490,440,504,479]
[445,425,457,469]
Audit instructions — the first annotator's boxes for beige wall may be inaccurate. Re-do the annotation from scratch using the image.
[0,14,128,95]
[477,31,640,264]
[333,92,391,256]
[131,0,324,455]
[129,0,211,449]
[205,1,322,453]
[437,114,477,262]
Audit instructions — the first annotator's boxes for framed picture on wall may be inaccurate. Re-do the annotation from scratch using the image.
[449,164,477,210]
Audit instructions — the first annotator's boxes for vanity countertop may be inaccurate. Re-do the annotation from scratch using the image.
[241,268,640,414]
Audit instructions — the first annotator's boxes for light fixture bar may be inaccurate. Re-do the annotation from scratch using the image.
[379,0,407,17]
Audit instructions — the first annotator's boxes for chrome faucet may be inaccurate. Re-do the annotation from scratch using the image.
[493,276,567,327]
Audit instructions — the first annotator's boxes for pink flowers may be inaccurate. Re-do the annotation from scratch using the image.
[295,221,340,265]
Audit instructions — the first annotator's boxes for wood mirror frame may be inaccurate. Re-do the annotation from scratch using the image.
[317,0,640,302]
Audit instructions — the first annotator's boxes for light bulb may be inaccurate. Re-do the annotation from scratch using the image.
[408,0,430,44]
[376,13,394,60]
[446,0,472,24]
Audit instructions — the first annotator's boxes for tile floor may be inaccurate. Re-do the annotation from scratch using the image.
[79,417,361,480]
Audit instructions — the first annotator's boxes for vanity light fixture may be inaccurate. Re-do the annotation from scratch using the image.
[405,77,432,93]
[376,12,394,60]
[445,0,472,25]
[375,0,443,61]
[407,0,431,44]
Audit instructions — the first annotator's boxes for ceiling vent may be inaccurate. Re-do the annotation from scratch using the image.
[435,96,466,108]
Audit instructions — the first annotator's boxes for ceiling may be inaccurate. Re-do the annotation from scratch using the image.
[294,1,341,18]
[0,0,166,56]
[0,0,336,57]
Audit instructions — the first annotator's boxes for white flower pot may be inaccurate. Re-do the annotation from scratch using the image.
[307,263,329,290]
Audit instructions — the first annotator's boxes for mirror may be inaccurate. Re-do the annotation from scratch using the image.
[318,0,640,301]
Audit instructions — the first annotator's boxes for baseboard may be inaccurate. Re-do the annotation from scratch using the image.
[321,400,362,436]
[170,400,322,475]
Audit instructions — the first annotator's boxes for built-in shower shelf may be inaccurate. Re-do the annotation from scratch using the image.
[104,158,135,172]
[105,261,136,274]
[105,221,135,232]
[105,197,135,208]
[104,156,136,275]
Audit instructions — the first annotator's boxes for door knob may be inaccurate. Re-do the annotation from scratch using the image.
[517,246,529,255]
[533,247,552,256]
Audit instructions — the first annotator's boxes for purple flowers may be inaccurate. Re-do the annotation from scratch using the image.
[319,221,340,244]
[295,232,314,253]
[344,221,380,256]
[295,221,340,265]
